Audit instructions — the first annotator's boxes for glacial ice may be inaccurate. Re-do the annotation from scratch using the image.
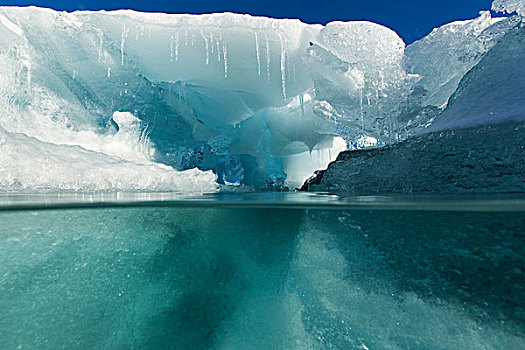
[404,12,506,111]
[492,0,525,16]
[0,1,522,191]
[0,126,217,192]
[301,19,525,194]
[427,22,525,132]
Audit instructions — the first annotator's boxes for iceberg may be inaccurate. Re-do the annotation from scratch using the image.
[426,21,525,132]
[0,7,338,190]
[302,5,525,194]
[404,12,508,109]
[0,1,522,191]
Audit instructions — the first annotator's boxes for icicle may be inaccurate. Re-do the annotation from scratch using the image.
[98,31,104,61]
[107,67,111,78]
[299,94,305,116]
[255,32,261,76]
[210,33,214,53]
[278,33,286,99]
[265,34,271,82]
[141,25,144,36]
[170,35,174,61]
[191,32,195,47]
[223,43,228,78]
[201,30,209,65]
[205,39,209,65]
[360,90,364,131]
[120,25,128,66]
[72,70,76,79]
[120,28,125,66]
[185,30,188,46]
[217,40,221,62]
[174,33,179,61]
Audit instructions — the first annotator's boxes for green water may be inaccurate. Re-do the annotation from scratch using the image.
[0,194,523,349]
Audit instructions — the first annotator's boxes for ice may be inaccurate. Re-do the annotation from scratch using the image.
[304,21,413,143]
[278,34,286,98]
[492,0,525,15]
[427,24,525,132]
[266,34,271,81]
[404,12,512,113]
[0,8,218,192]
[301,6,525,194]
[0,126,217,192]
[254,32,261,76]
[120,25,127,66]
[0,7,330,189]
[0,206,523,348]
[223,42,228,78]
[0,4,521,190]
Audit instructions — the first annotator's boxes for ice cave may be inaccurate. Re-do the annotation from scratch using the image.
[0,0,523,349]
[0,0,521,192]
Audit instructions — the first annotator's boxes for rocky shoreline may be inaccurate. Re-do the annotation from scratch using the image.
[301,121,525,194]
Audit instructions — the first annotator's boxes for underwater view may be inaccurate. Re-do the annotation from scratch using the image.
[0,0,524,348]
[0,194,524,349]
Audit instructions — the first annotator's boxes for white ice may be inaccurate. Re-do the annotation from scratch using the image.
[0,1,521,190]
[492,0,525,15]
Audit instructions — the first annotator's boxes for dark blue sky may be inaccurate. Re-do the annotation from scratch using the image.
[1,0,495,43]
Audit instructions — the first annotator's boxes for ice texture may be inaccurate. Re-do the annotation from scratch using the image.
[0,4,521,190]
[492,0,525,15]
[0,206,523,348]
[0,126,216,192]
[404,12,505,110]
[302,24,525,194]
[0,8,217,192]
[305,21,414,143]
[427,24,525,132]
[0,7,338,190]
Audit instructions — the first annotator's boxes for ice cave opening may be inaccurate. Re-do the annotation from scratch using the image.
[0,0,523,192]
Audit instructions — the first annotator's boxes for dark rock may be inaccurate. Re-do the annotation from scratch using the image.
[301,121,525,194]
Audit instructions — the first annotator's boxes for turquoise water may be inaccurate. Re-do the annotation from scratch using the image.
[0,193,524,349]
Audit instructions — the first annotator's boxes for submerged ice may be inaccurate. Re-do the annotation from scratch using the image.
[0,1,522,190]
[0,206,524,349]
